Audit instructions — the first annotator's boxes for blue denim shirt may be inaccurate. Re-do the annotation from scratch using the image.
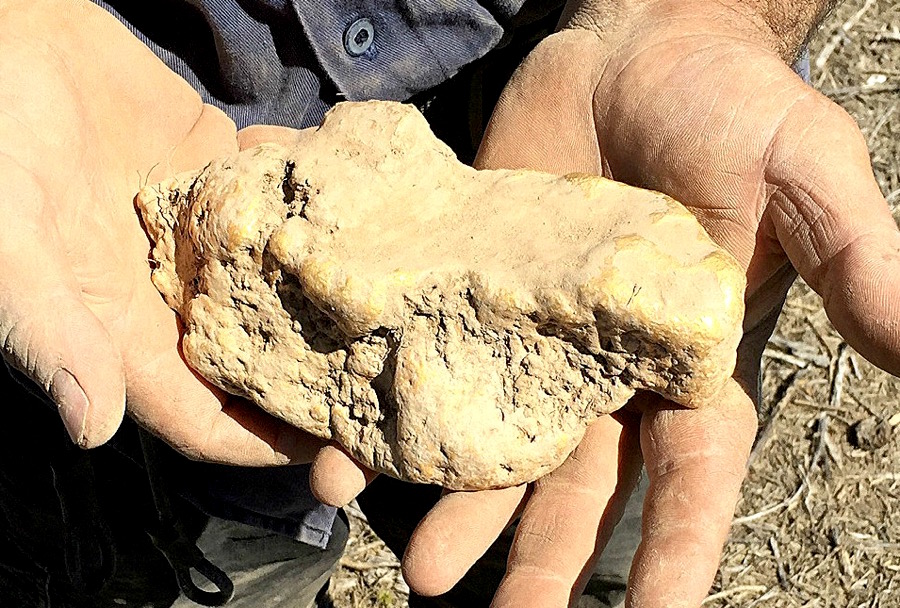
[93,0,537,129]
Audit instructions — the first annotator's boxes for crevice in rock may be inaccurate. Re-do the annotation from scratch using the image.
[281,161,296,206]
[281,161,313,220]
[369,331,402,473]
[263,250,345,354]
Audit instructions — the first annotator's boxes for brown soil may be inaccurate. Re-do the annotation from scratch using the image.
[710,0,900,605]
[329,0,900,604]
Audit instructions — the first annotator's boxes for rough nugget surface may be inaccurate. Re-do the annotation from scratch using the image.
[137,101,745,489]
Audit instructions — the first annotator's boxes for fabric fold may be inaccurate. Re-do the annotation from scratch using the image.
[290,0,507,100]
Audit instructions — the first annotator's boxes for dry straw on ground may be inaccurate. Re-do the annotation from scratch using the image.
[329,0,900,605]
[711,0,900,605]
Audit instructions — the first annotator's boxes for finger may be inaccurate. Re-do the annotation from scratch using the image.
[490,415,641,608]
[474,29,604,174]
[237,125,316,150]
[130,354,326,466]
[310,444,380,507]
[0,176,125,447]
[627,380,756,607]
[765,93,900,375]
[127,345,326,466]
[0,286,125,448]
[147,104,239,183]
[402,484,529,597]
[120,283,325,465]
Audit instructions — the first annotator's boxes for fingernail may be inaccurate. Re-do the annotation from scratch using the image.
[50,369,89,446]
[274,430,299,464]
[275,428,322,464]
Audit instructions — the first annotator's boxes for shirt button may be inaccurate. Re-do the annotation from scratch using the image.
[344,18,375,57]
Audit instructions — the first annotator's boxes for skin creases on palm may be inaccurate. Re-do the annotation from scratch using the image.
[0,1,322,465]
[401,27,900,608]
[592,36,900,380]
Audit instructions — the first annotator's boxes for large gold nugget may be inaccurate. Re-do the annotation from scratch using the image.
[137,101,744,490]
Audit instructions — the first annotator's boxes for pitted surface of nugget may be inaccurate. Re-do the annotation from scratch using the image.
[137,101,744,489]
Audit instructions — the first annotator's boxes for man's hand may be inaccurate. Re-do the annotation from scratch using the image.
[392,1,900,606]
[0,0,323,464]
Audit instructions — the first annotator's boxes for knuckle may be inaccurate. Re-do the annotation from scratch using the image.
[135,415,218,463]
[167,435,214,463]
[806,93,868,153]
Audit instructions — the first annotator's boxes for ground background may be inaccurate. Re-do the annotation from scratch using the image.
[328,0,900,605]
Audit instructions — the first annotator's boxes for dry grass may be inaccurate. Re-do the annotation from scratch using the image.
[329,503,410,608]
[710,282,900,608]
[813,0,899,208]
[329,0,900,605]
[708,1,900,606]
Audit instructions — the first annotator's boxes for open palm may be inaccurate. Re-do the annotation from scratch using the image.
[0,1,321,464]
[399,20,899,608]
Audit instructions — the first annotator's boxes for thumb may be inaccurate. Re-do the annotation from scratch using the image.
[766,93,900,375]
[474,29,604,174]
[0,227,125,448]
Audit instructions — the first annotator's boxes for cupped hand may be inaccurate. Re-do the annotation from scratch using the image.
[0,1,324,465]
[392,5,900,607]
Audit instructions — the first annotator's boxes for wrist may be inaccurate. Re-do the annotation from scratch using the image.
[560,0,824,62]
